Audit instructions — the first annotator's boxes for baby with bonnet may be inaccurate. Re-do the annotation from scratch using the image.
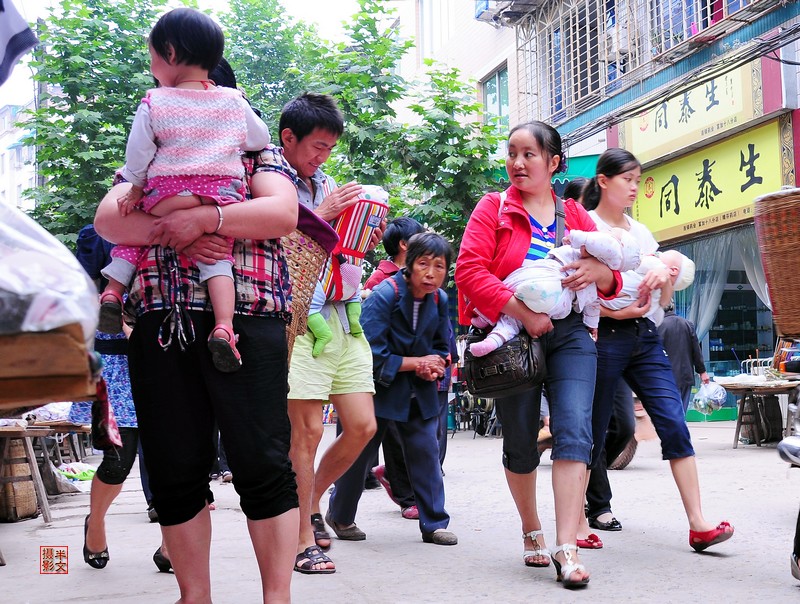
[602,248,695,326]
[469,227,641,357]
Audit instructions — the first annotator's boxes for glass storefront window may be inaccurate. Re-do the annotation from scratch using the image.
[705,270,775,377]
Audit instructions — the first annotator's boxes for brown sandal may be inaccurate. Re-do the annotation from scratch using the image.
[311,513,331,551]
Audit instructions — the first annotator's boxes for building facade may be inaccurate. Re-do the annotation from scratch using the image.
[489,0,800,388]
[0,102,36,211]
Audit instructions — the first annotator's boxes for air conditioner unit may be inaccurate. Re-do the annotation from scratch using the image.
[475,0,512,23]
[606,23,630,61]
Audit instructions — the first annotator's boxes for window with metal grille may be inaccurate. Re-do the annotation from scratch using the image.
[518,0,755,125]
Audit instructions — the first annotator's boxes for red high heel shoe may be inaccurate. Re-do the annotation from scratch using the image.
[689,521,734,552]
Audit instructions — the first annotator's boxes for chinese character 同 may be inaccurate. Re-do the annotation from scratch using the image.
[655,102,669,131]
[739,143,763,192]
[659,174,681,217]
[695,159,722,210]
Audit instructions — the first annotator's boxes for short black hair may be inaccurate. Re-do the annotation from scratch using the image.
[405,233,453,273]
[563,177,589,202]
[383,217,425,258]
[149,8,224,72]
[278,93,344,145]
[210,57,236,89]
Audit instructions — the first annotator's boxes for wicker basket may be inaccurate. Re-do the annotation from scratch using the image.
[754,187,800,337]
[0,439,38,522]
[281,206,339,358]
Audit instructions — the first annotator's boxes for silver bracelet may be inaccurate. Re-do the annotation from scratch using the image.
[213,205,224,233]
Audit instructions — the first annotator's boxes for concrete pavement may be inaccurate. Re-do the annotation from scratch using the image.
[2,420,799,603]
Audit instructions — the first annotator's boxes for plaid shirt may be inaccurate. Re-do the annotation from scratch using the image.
[125,146,297,346]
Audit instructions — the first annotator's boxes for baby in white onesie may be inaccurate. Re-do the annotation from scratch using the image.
[469,228,641,357]
[601,248,695,326]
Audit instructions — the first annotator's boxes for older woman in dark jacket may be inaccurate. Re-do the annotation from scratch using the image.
[327,233,457,545]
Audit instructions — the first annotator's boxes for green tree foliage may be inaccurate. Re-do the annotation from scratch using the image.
[402,61,503,248]
[307,0,412,189]
[219,0,319,135]
[308,0,502,252]
[23,0,168,245]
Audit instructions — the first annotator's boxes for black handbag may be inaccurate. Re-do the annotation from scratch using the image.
[458,193,564,399]
[460,328,546,398]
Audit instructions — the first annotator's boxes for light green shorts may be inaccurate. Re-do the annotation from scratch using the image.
[288,311,375,400]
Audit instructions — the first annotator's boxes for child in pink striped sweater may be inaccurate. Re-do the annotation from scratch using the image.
[99,8,270,372]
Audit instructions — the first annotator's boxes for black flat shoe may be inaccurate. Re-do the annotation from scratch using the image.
[83,515,109,569]
[153,547,172,573]
[588,516,623,531]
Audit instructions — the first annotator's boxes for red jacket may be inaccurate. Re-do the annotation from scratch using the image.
[454,187,621,326]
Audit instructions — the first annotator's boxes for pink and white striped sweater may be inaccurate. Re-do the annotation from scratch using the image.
[120,87,270,187]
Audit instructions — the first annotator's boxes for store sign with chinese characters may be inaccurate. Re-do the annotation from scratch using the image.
[620,62,759,165]
[632,120,783,242]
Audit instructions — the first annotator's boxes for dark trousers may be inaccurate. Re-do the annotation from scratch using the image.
[96,426,138,485]
[592,317,694,468]
[795,506,800,556]
[437,390,449,468]
[586,381,636,518]
[382,422,415,507]
[138,440,153,504]
[329,399,449,534]
[129,311,297,525]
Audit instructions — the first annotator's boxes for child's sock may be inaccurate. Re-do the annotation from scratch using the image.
[471,314,491,329]
[345,301,363,336]
[469,333,505,357]
[306,312,333,358]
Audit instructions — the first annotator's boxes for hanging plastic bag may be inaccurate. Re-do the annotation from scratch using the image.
[0,203,98,346]
[691,382,727,415]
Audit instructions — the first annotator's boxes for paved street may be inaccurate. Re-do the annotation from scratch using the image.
[2,420,799,603]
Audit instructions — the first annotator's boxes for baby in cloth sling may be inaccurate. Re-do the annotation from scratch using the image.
[600,248,695,326]
[469,228,641,357]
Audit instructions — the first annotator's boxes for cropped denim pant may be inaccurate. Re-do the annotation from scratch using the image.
[494,311,596,473]
[591,317,694,468]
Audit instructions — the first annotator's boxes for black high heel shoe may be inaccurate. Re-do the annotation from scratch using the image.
[153,547,172,573]
[82,515,109,569]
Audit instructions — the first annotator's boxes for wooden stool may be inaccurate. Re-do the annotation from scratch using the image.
[733,393,763,448]
[0,428,54,523]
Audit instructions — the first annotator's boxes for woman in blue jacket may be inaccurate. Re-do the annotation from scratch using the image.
[327,233,457,546]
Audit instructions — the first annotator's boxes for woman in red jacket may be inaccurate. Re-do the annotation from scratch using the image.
[455,121,620,589]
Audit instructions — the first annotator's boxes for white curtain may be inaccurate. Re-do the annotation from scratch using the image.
[668,231,734,342]
[737,225,772,310]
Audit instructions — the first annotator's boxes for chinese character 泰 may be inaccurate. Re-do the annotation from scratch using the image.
[679,91,695,124]
[695,158,722,210]
[739,143,763,192]
[659,174,681,217]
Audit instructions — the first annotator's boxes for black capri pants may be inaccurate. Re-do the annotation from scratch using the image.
[128,310,298,526]
[95,427,138,485]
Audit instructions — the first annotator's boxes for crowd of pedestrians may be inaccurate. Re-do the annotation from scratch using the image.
[67,7,780,604]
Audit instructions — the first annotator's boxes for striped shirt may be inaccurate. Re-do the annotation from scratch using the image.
[523,214,557,264]
[126,145,296,330]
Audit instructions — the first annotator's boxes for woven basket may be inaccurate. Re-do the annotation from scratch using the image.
[0,439,38,521]
[754,187,800,337]
[281,229,330,357]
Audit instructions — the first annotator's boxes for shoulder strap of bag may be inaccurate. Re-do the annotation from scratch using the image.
[554,196,566,246]
[497,191,507,219]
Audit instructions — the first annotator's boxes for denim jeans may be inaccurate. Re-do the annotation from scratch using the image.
[586,381,636,518]
[494,311,596,473]
[591,317,694,468]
